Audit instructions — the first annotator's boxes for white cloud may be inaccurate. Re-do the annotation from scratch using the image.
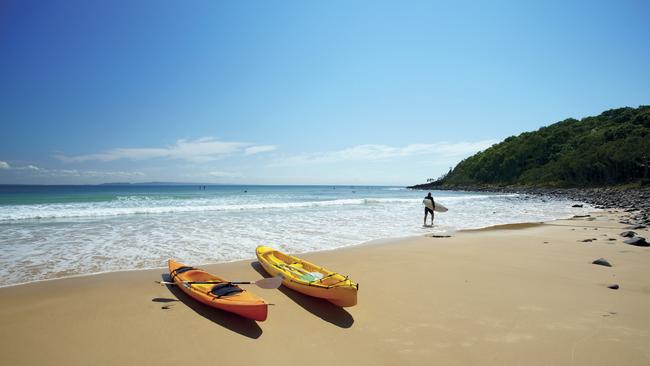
[55,137,276,163]
[1,164,144,178]
[208,170,242,178]
[57,169,80,176]
[270,140,496,166]
[0,162,43,171]
[244,145,277,156]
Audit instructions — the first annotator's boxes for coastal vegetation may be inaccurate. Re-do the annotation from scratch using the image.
[438,106,650,187]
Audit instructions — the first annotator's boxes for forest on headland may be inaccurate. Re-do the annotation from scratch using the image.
[418,106,650,188]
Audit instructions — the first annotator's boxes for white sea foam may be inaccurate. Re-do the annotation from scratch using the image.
[0,194,520,221]
[0,188,593,286]
[0,198,401,221]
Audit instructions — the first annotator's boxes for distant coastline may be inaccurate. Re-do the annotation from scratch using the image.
[408,105,650,226]
[421,106,649,188]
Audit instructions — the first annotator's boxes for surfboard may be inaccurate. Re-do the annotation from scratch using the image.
[423,199,448,212]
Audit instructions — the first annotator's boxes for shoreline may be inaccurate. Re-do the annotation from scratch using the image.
[2,212,607,291]
[0,209,595,289]
[1,187,592,288]
[2,209,650,365]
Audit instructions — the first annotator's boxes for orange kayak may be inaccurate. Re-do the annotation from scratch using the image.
[168,259,268,321]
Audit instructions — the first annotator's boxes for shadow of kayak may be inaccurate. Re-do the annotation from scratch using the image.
[160,273,263,339]
[250,261,354,329]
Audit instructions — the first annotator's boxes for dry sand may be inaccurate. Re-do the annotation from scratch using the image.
[1,211,649,366]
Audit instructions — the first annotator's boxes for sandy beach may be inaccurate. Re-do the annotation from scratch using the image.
[3,2,648,365]
[1,210,649,366]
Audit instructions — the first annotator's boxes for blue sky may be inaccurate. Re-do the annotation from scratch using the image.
[1,0,648,185]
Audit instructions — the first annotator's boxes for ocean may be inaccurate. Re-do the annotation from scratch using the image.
[0,185,592,287]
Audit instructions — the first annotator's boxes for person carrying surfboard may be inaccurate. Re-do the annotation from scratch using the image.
[424,192,435,226]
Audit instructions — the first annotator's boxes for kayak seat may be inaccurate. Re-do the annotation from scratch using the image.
[170,266,196,280]
[299,273,317,282]
[211,283,243,298]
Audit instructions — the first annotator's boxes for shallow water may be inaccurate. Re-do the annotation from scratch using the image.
[0,185,592,286]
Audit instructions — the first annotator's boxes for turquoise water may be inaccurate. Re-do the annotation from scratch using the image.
[0,185,591,286]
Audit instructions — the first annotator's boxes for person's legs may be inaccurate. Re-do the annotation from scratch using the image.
[424,208,434,225]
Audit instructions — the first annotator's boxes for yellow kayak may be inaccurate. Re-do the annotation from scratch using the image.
[256,246,358,307]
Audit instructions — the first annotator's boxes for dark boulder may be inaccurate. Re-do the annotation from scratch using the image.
[620,231,636,238]
[624,237,649,246]
[592,258,612,267]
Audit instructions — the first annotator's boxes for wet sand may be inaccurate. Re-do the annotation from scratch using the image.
[1,211,649,366]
